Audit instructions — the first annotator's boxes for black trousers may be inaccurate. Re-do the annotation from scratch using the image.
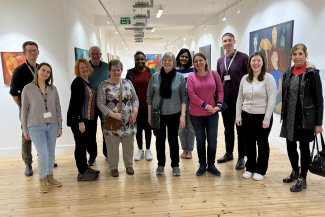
[221,103,245,157]
[155,112,180,168]
[96,106,108,158]
[71,119,97,174]
[242,111,272,175]
[286,138,311,179]
[136,108,152,150]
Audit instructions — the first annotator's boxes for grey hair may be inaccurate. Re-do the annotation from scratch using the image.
[162,52,176,68]
[108,59,123,71]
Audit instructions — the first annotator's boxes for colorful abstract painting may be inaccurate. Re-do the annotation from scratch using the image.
[1,52,25,86]
[145,54,162,71]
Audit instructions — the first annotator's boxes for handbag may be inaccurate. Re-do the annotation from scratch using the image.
[308,133,325,177]
[151,98,164,129]
[103,80,123,131]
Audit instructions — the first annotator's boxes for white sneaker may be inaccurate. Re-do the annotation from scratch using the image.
[145,149,153,161]
[253,173,264,181]
[134,150,144,161]
[242,171,253,179]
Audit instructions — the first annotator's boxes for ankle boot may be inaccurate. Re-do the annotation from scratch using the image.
[283,168,299,183]
[290,177,307,192]
[46,174,62,187]
[39,178,48,193]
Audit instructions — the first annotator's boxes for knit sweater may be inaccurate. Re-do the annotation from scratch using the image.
[187,71,224,116]
[21,83,63,133]
[236,73,277,125]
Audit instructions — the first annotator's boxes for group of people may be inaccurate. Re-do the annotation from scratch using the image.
[9,33,323,193]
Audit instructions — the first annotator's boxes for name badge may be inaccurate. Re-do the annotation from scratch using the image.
[224,75,231,81]
[43,112,52,118]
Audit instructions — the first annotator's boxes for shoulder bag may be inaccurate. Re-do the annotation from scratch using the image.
[309,133,325,177]
[103,80,123,131]
[151,98,164,129]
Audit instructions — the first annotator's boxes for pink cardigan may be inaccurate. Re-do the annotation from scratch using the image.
[187,70,224,116]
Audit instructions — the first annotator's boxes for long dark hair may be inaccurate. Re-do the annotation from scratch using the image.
[247,52,266,82]
[33,62,53,86]
[176,48,192,69]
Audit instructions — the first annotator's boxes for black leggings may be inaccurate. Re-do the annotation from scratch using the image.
[286,139,311,179]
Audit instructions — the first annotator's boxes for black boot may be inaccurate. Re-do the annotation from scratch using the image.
[290,177,307,192]
[283,168,299,183]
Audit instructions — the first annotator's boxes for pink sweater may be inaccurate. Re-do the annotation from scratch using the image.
[187,71,224,116]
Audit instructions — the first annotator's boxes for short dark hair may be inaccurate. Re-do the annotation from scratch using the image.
[22,41,38,51]
[222,32,235,40]
[176,48,192,69]
[134,51,145,60]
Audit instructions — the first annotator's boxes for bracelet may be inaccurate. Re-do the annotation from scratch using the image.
[181,113,186,116]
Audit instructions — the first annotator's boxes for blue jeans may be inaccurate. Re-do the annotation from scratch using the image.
[178,101,195,151]
[190,113,219,166]
[28,123,58,179]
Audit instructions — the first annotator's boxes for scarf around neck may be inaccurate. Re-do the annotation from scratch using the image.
[159,67,176,99]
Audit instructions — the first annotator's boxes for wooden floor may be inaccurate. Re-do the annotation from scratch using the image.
[1,123,325,217]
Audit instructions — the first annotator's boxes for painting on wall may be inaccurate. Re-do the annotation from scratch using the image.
[249,20,294,113]
[145,54,162,72]
[74,47,89,61]
[199,44,211,70]
[1,52,25,86]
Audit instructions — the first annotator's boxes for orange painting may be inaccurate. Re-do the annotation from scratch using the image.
[1,52,25,86]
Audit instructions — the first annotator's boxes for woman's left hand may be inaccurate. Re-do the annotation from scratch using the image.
[180,115,186,128]
[57,128,62,137]
[314,125,323,134]
[130,112,138,125]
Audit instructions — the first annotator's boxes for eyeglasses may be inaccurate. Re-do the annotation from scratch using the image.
[90,53,102,56]
[25,49,38,53]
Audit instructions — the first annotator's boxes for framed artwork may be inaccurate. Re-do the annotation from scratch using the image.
[199,44,211,70]
[145,54,162,71]
[249,20,294,113]
[1,52,25,86]
[74,47,89,61]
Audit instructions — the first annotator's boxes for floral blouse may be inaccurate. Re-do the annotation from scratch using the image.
[97,79,139,137]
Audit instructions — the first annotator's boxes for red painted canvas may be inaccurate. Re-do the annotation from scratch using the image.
[1,52,25,86]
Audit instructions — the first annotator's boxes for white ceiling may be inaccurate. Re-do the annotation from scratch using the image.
[80,0,241,45]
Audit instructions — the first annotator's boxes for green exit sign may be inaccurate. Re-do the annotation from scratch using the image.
[120,17,131,25]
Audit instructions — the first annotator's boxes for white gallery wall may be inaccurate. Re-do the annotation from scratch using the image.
[0,0,101,155]
[0,0,324,156]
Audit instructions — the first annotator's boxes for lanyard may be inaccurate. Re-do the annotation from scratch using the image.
[224,50,237,75]
[25,62,36,76]
[38,86,48,112]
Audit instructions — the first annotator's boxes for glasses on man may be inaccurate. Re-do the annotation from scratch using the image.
[90,53,102,56]
[25,49,38,53]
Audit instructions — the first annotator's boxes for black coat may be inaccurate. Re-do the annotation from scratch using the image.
[67,77,92,126]
[281,66,323,130]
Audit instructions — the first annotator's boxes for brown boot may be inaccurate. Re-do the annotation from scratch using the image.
[39,178,48,193]
[47,174,62,187]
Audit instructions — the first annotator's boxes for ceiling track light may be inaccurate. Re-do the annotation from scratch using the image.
[156,6,163,18]
[98,0,127,47]
[222,11,227,21]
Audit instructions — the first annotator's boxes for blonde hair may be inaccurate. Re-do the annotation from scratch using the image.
[162,52,176,68]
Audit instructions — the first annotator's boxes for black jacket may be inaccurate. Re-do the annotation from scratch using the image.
[281,66,323,130]
[125,67,155,81]
[67,77,92,126]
